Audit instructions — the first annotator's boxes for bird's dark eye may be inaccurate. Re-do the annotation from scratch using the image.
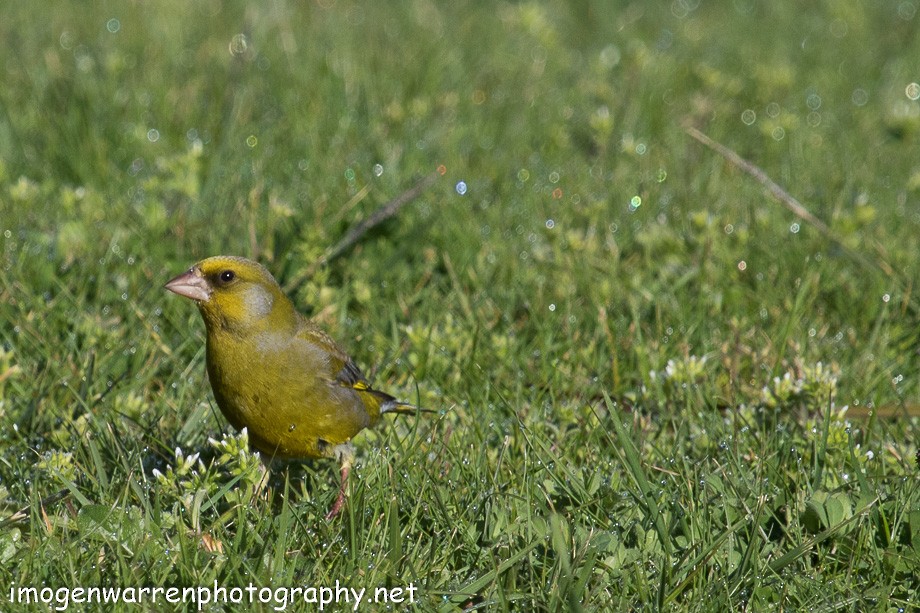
[219,270,235,283]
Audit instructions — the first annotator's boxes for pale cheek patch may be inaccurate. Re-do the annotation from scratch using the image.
[242,286,274,319]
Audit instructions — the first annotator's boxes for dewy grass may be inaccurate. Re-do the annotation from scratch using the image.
[1,1,919,610]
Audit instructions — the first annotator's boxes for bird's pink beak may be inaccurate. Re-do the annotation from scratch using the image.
[165,268,211,302]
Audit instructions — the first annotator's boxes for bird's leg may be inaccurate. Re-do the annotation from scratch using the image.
[325,444,355,519]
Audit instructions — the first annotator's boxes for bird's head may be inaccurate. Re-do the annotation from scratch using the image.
[165,255,295,334]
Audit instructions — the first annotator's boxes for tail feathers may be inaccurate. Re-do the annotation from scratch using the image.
[360,388,434,418]
[380,399,435,415]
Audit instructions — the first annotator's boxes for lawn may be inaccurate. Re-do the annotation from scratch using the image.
[1,1,919,610]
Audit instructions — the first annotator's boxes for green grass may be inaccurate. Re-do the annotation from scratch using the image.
[2,1,919,610]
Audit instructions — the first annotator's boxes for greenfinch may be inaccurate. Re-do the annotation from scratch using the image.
[165,255,416,518]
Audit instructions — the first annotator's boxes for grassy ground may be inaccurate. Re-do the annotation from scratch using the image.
[1,1,919,610]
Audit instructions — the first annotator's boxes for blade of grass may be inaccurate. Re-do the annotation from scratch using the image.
[664,516,746,605]
[603,392,672,610]
[436,539,541,612]
[767,499,876,574]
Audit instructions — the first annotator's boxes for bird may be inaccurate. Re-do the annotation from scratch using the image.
[165,255,418,518]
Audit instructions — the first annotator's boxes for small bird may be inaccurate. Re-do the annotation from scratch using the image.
[165,255,417,518]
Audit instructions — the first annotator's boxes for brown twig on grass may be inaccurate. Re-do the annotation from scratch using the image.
[0,489,70,530]
[324,169,443,265]
[684,124,895,280]
[686,126,920,421]
[285,168,445,292]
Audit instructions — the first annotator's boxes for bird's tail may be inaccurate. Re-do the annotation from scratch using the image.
[380,398,434,415]
[360,388,434,421]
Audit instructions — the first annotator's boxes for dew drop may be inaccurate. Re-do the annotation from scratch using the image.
[229,33,249,56]
[906,82,920,101]
[851,88,869,106]
[58,31,78,51]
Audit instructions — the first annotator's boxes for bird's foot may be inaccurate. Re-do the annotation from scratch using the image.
[325,488,347,520]
[325,449,353,519]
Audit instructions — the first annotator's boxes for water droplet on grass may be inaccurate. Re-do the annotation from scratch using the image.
[907,82,920,100]
[229,33,249,56]
[851,88,869,106]
[806,93,822,110]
